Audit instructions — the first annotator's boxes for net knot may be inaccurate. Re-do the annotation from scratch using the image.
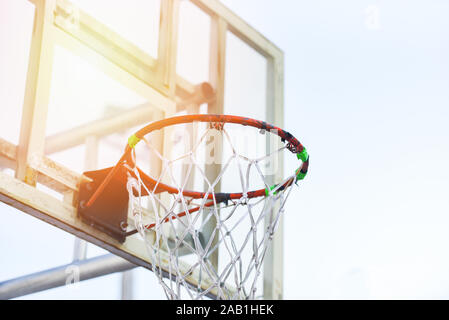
[209,122,224,131]
[286,142,299,153]
[240,194,249,205]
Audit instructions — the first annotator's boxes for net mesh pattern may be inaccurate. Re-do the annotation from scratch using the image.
[125,124,294,299]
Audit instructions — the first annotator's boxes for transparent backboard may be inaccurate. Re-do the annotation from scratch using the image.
[0,0,284,299]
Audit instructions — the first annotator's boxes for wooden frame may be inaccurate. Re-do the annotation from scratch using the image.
[1,0,284,299]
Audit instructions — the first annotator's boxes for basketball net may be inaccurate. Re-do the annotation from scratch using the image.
[124,119,302,299]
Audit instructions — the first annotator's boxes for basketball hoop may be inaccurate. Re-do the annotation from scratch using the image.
[78,114,309,299]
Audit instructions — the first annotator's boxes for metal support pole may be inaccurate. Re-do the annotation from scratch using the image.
[72,135,99,261]
[120,270,134,300]
[72,237,88,261]
[0,254,136,300]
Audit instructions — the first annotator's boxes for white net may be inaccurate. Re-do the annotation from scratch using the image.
[125,122,295,299]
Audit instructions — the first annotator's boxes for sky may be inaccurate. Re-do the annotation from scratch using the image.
[224,0,449,299]
[1,0,449,299]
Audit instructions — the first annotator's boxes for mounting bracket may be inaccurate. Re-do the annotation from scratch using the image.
[77,166,129,243]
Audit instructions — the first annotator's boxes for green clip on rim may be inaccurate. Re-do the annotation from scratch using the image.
[266,147,309,196]
[295,147,309,181]
[128,134,141,149]
[297,147,308,163]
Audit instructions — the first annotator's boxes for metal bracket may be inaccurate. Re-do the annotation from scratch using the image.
[54,0,80,31]
[78,166,129,243]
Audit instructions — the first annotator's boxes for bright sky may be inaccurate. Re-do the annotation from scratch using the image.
[1,0,449,299]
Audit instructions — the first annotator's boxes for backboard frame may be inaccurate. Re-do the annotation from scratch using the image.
[0,0,284,299]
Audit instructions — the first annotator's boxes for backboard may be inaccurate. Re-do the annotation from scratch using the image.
[0,0,284,299]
